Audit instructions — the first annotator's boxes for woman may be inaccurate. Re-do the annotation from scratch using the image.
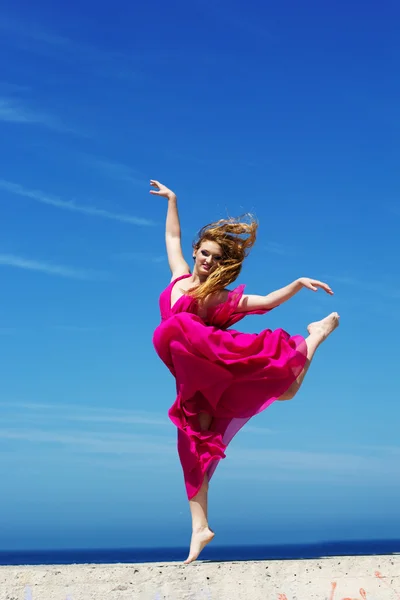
[151,180,339,564]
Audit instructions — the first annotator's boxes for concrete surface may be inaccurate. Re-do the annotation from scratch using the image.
[1,554,399,600]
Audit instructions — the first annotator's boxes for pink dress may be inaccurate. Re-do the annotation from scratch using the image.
[152,274,308,500]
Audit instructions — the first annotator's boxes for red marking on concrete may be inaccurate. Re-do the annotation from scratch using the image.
[329,582,338,600]
[279,570,400,600]
[375,571,400,600]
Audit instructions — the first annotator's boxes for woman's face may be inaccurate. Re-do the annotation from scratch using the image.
[193,239,223,277]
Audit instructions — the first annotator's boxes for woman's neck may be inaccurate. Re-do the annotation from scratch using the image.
[191,269,208,285]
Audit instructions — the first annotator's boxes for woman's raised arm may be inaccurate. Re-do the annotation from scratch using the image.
[150,180,190,280]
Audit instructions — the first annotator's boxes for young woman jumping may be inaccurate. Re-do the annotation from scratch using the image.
[151,180,339,564]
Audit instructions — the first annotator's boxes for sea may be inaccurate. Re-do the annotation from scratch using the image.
[0,539,399,566]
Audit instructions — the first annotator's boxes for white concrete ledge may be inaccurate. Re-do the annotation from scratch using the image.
[1,554,399,600]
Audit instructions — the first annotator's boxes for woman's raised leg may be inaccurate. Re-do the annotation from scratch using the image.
[278,312,340,401]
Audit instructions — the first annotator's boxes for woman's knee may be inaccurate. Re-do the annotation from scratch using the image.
[278,386,298,401]
[198,411,212,431]
[278,393,294,401]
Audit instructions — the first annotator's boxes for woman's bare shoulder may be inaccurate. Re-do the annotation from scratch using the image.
[205,288,230,307]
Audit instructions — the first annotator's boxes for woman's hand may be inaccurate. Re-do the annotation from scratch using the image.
[298,277,334,295]
[149,180,176,201]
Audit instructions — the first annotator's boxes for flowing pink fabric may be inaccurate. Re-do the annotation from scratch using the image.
[152,274,307,500]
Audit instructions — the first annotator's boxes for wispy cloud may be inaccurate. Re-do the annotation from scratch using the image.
[0,179,155,226]
[193,1,276,42]
[0,16,140,82]
[52,325,104,333]
[0,401,173,458]
[326,275,367,286]
[225,444,400,483]
[0,401,169,427]
[0,97,78,134]
[0,401,275,433]
[325,274,400,301]
[83,156,147,187]
[168,150,271,170]
[0,16,110,58]
[114,251,166,264]
[2,401,397,483]
[0,428,174,457]
[241,425,275,435]
[0,82,31,94]
[354,444,400,456]
[0,254,105,281]
[0,325,104,335]
[264,241,294,256]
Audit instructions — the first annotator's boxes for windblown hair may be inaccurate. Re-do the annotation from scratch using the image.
[188,214,258,302]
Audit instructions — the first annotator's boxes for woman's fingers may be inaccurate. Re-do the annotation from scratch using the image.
[314,280,334,294]
[149,180,163,195]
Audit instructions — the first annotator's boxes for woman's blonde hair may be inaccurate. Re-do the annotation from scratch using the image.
[188,214,258,302]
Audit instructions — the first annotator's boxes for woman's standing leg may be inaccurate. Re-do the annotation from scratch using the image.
[184,412,215,564]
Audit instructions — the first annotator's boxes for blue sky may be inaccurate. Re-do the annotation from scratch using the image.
[0,0,399,551]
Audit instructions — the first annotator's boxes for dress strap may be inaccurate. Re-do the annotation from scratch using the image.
[169,272,192,287]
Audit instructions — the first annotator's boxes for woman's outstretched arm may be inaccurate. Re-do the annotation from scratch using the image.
[236,278,334,312]
[150,180,191,280]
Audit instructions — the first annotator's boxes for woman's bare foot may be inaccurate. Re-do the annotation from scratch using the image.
[183,527,215,564]
[307,312,340,343]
